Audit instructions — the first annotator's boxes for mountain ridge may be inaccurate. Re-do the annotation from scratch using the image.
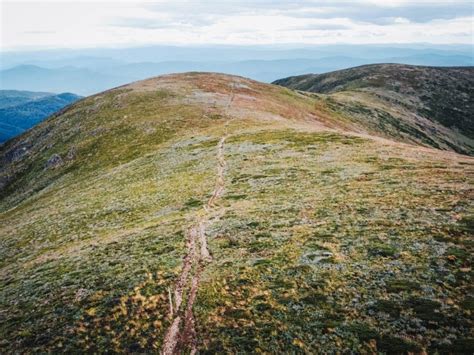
[0,72,473,353]
[274,63,474,155]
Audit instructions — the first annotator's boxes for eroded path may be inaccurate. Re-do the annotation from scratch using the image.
[161,136,228,355]
[161,84,235,354]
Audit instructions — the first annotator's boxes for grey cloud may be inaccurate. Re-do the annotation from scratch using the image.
[287,23,351,31]
[22,30,56,34]
[146,1,472,24]
[110,19,171,30]
[282,2,473,24]
[110,1,472,31]
[143,1,301,15]
[110,16,216,30]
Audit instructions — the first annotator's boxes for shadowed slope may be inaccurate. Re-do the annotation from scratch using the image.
[274,64,474,155]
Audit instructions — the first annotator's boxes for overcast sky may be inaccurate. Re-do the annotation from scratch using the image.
[1,0,473,51]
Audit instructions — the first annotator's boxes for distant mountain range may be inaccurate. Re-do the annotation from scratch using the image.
[0,90,82,143]
[0,66,124,96]
[1,44,472,95]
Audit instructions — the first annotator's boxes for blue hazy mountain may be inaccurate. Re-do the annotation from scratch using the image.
[1,44,472,68]
[0,90,82,143]
[0,65,128,95]
[0,90,53,109]
[1,44,472,95]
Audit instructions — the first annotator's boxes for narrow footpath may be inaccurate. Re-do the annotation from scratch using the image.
[161,85,235,354]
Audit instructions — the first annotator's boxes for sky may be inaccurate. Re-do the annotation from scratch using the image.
[1,0,473,51]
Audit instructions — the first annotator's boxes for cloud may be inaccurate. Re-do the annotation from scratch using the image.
[1,0,473,50]
[110,1,473,37]
[22,30,57,34]
[287,23,351,31]
[280,1,473,24]
[111,16,216,30]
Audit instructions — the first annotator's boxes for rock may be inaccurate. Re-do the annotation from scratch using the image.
[301,250,334,264]
[45,154,63,169]
[66,146,77,161]
[4,144,30,164]
[74,288,90,302]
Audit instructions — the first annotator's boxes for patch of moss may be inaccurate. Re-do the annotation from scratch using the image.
[377,335,421,354]
[446,246,471,266]
[368,243,398,257]
[252,259,272,267]
[386,279,421,293]
[246,221,260,228]
[224,308,248,319]
[405,297,443,323]
[184,197,202,208]
[430,338,474,354]
[224,194,247,200]
[301,292,328,306]
[346,322,379,342]
[254,232,272,238]
[254,303,272,312]
[208,113,223,120]
[461,296,474,311]
[373,299,401,318]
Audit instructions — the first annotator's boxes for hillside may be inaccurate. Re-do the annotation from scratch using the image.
[0,73,473,353]
[0,90,82,143]
[274,64,474,155]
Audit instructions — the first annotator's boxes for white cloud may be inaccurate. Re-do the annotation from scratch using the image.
[393,17,410,24]
[0,0,472,51]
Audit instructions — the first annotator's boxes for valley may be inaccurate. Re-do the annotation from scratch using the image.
[0,90,82,143]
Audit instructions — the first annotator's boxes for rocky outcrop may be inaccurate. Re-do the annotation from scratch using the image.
[45,153,63,169]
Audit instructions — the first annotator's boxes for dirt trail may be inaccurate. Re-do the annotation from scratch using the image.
[161,86,234,354]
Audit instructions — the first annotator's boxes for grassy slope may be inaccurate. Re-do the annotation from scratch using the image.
[0,73,473,353]
[274,64,474,155]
